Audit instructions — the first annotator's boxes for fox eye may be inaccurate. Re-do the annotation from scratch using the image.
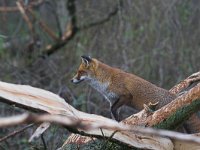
[78,70,86,75]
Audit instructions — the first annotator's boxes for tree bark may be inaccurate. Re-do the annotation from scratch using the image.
[0,71,200,150]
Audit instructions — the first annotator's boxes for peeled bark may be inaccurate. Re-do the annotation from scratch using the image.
[0,71,200,150]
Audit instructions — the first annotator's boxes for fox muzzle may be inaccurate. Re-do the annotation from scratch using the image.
[71,78,84,84]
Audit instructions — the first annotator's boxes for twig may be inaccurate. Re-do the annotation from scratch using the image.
[100,130,118,150]
[48,0,63,37]
[61,22,73,41]
[1,0,119,57]
[29,122,50,142]
[0,123,34,143]
[0,35,7,39]
[41,39,73,56]
[40,0,77,56]
[27,8,59,41]
[0,145,6,150]
[41,133,47,150]
[41,1,118,56]
[0,0,44,12]
[0,114,79,128]
[66,0,77,29]
[78,7,118,30]
[0,113,200,145]
[16,1,34,35]
[100,128,105,138]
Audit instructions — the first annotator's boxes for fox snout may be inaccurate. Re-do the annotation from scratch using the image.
[71,76,80,84]
[71,78,81,84]
[71,74,85,84]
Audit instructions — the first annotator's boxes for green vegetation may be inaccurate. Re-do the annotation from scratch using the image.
[155,100,200,130]
[0,0,199,149]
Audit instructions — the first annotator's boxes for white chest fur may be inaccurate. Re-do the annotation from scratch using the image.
[88,79,118,105]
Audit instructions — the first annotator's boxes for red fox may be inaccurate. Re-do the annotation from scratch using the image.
[71,56,177,121]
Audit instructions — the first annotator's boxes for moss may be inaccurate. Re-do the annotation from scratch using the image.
[61,139,137,150]
[155,99,200,130]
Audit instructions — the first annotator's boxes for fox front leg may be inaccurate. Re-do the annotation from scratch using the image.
[111,96,129,121]
[110,100,120,121]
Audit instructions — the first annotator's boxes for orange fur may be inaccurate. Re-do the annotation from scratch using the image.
[71,56,200,133]
[71,56,176,120]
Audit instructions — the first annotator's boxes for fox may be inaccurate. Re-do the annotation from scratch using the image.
[71,56,177,121]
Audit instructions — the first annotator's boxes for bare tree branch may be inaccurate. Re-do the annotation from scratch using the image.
[0,0,119,57]
[147,83,200,127]
[0,81,172,150]
[78,7,118,31]
[16,1,34,36]
[170,70,200,94]
[1,113,200,148]
[0,124,34,143]
[27,8,59,41]
[40,1,120,56]
[41,133,47,150]
[123,71,200,128]
[0,0,44,12]
[0,71,200,149]
[29,122,50,142]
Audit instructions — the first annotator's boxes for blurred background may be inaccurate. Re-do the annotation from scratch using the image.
[0,0,200,149]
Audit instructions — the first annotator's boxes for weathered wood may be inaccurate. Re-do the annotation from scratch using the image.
[0,71,200,149]
[0,81,173,150]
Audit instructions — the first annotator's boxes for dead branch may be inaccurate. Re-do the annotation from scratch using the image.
[62,22,73,41]
[40,0,77,56]
[170,70,200,94]
[78,7,118,31]
[27,8,59,41]
[0,81,172,150]
[0,71,200,149]
[0,77,198,149]
[29,122,50,142]
[41,2,119,56]
[123,71,200,127]
[41,133,47,150]
[2,113,200,149]
[0,0,44,12]
[0,124,34,143]
[16,1,34,36]
[146,83,200,126]
[1,0,119,56]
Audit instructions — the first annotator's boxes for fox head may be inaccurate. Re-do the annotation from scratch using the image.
[71,56,97,84]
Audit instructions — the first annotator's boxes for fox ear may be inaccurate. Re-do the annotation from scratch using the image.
[81,55,92,67]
